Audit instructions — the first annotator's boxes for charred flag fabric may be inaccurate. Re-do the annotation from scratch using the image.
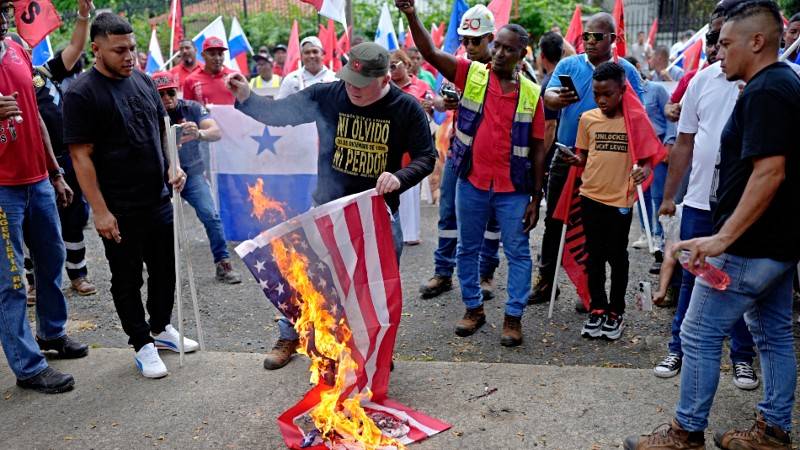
[235,190,450,448]
[209,105,318,241]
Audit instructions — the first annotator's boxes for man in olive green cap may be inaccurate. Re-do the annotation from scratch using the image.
[226,42,436,371]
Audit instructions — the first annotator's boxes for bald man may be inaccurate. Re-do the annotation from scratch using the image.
[624,1,800,448]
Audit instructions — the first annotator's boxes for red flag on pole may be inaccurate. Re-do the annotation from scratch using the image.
[647,18,658,48]
[168,0,184,54]
[552,166,591,311]
[14,0,61,48]
[681,38,704,72]
[564,4,584,54]
[487,0,513,30]
[621,79,667,192]
[285,20,301,74]
[612,0,627,57]
[431,23,445,48]
[318,19,337,69]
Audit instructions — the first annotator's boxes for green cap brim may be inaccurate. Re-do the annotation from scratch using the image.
[336,65,374,88]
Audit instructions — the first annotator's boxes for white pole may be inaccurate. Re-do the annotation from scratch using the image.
[634,164,655,254]
[666,25,709,72]
[547,223,568,319]
[168,0,177,70]
[780,38,800,62]
[165,118,185,366]
[175,196,206,351]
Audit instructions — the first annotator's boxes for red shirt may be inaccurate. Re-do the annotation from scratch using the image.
[669,68,698,103]
[169,62,203,88]
[273,64,284,77]
[0,40,47,186]
[399,74,433,101]
[454,58,545,193]
[182,67,236,106]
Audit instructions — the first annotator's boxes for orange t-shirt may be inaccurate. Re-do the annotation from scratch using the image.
[576,108,634,208]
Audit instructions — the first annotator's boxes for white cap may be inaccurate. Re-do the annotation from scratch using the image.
[300,36,324,51]
[457,4,496,37]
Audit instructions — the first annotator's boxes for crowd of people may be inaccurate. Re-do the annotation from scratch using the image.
[1,0,798,447]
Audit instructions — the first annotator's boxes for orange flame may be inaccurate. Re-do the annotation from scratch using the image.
[247,178,286,221]
[270,239,404,449]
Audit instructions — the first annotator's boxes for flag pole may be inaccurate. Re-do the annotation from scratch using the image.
[165,118,185,366]
[168,0,177,69]
[780,37,800,62]
[666,25,708,71]
[634,164,655,254]
[175,182,206,351]
[547,223,567,319]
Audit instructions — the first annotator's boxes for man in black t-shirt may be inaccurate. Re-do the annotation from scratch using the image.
[64,13,199,380]
[227,42,436,371]
[625,2,799,448]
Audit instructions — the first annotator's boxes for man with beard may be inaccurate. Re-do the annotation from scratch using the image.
[170,38,202,87]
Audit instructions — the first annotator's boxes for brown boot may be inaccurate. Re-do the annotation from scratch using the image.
[454,306,486,337]
[71,277,98,296]
[500,315,522,347]
[263,338,299,370]
[714,412,791,449]
[419,274,452,299]
[623,419,704,449]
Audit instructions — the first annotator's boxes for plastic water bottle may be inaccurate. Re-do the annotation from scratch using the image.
[676,250,730,290]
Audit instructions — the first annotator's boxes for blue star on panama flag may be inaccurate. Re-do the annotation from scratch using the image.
[251,126,281,155]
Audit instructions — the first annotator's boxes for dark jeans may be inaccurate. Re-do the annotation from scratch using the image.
[101,205,175,351]
[668,205,756,363]
[537,157,570,285]
[580,196,633,315]
[58,156,90,280]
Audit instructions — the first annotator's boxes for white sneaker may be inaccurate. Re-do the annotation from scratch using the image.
[152,324,199,353]
[631,234,649,249]
[135,343,168,379]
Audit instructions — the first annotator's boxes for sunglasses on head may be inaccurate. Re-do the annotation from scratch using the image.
[706,30,720,46]
[460,36,485,47]
[160,89,177,98]
[582,32,614,42]
[390,61,404,71]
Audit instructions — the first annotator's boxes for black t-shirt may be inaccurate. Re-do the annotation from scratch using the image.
[712,62,800,261]
[34,55,71,158]
[236,80,436,212]
[63,68,171,217]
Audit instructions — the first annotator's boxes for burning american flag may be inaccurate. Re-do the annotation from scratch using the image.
[235,189,450,449]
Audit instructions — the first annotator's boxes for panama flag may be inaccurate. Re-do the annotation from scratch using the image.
[192,16,233,68]
[228,17,253,76]
[301,0,347,28]
[31,35,53,66]
[374,3,399,51]
[209,106,318,241]
[672,24,708,69]
[145,28,165,74]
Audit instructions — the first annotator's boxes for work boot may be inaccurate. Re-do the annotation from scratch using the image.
[215,259,242,284]
[263,338,299,370]
[16,367,75,394]
[528,280,560,305]
[419,274,452,299]
[500,315,522,347]
[37,335,89,359]
[714,412,792,449]
[454,306,486,337]
[623,419,705,449]
[70,277,98,296]
[480,276,495,300]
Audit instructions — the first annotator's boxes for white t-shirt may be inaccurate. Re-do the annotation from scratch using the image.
[276,66,337,99]
[677,62,741,211]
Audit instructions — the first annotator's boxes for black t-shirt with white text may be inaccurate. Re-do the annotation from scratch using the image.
[712,62,800,261]
[236,80,436,212]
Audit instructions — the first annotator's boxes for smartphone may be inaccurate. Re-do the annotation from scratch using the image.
[440,84,459,101]
[558,74,580,100]
[555,142,576,158]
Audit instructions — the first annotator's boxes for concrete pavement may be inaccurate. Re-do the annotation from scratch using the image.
[2,348,794,449]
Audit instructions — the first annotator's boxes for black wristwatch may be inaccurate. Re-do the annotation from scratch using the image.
[49,167,65,180]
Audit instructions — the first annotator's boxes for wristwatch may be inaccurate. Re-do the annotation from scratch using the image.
[49,167,65,179]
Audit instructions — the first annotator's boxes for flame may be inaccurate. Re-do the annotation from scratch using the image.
[247,178,286,221]
[271,239,403,449]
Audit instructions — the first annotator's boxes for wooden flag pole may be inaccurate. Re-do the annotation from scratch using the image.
[165,118,186,366]
[547,223,568,319]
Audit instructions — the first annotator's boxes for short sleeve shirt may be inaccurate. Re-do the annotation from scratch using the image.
[641,80,669,138]
[182,67,236,105]
[712,62,800,261]
[454,58,546,193]
[576,109,634,208]
[169,62,203,89]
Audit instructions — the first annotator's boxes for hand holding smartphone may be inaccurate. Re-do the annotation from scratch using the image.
[558,74,580,102]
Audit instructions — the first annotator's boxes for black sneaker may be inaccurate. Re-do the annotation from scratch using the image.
[732,362,760,390]
[600,313,624,340]
[16,367,75,394]
[581,313,606,338]
[36,335,89,359]
[653,352,682,378]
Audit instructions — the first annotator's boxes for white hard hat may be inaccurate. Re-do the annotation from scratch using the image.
[457,4,496,37]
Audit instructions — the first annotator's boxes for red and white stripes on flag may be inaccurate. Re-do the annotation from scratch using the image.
[236,189,449,449]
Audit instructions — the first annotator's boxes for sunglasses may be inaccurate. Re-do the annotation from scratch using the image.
[460,36,486,47]
[390,61,404,71]
[706,30,720,47]
[582,32,615,42]
[159,89,177,98]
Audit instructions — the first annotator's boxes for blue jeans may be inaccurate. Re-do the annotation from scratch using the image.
[649,162,668,241]
[180,172,229,263]
[0,180,68,379]
[455,179,531,317]
[279,209,403,340]
[668,206,755,363]
[433,161,500,278]
[676,254,797,432]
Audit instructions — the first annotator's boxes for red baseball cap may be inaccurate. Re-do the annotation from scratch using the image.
[202,36,228,52]
[151,71,179,90]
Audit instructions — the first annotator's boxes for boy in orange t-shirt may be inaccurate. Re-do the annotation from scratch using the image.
[563,62,651,341]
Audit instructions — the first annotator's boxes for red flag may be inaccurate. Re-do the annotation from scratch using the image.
[404,27,415,48]
[647,18,658,48]
[14,0,61,48]
[552,166,591,311]
[681,38,704,72]
[431,22,445,48]
[318,19,336,69]
[168,0,184,53]
[612,0,626,57]
[564,4,584,54]
[334,26,350,71]
[622,79,667,192]
[487,0,513,29]
[285,20,301,74]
